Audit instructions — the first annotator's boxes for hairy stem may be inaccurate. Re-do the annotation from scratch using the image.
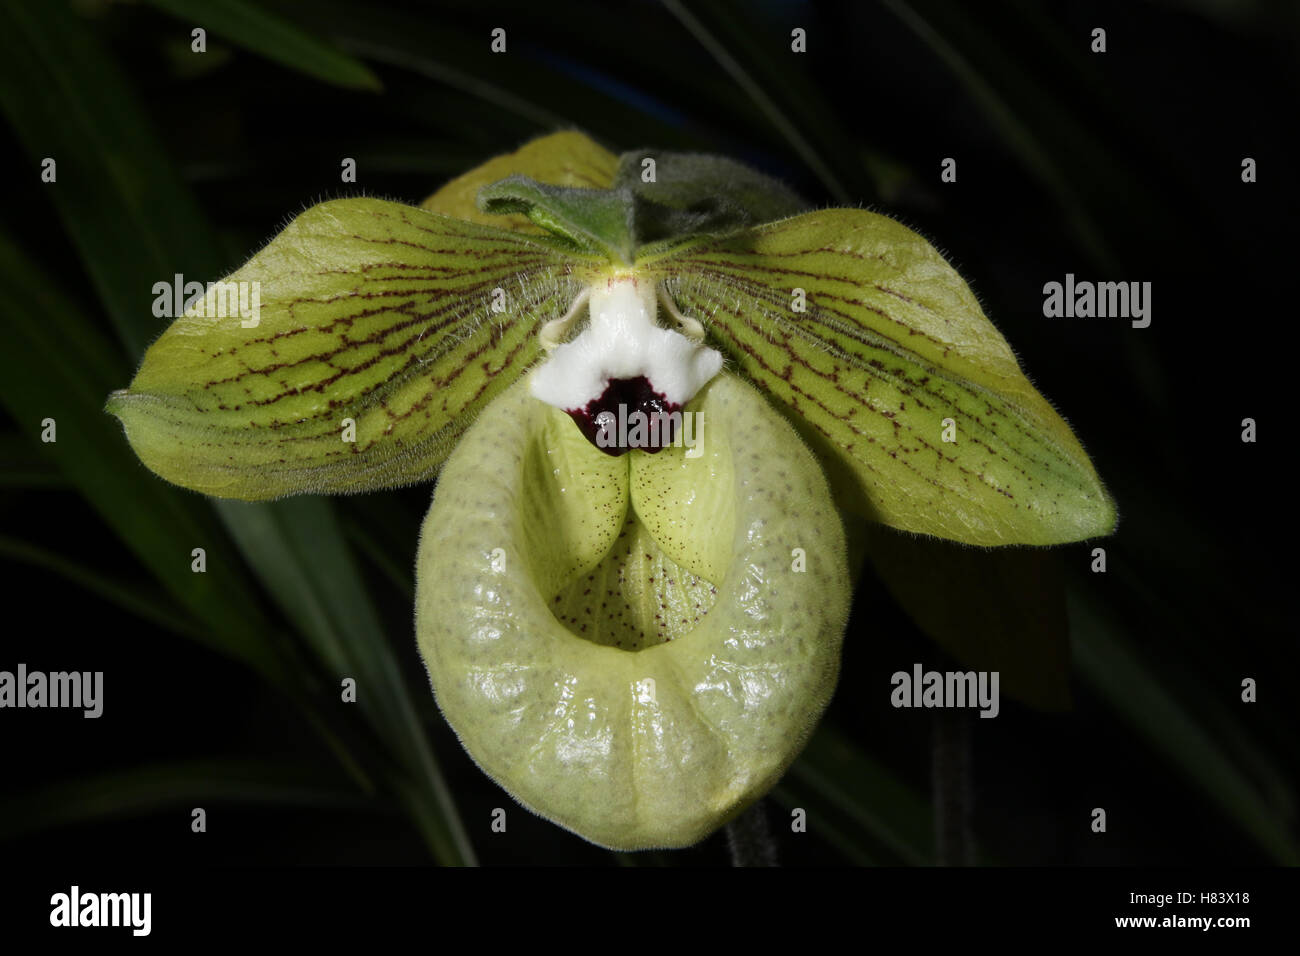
[725,800,778,867]
[932,709,973,866]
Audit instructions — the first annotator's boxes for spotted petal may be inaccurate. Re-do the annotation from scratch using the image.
[637,209,1115,546]
[108,198,603,500]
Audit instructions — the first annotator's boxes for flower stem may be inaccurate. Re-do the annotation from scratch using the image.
[725,800,778,866]
[932,709,974,866]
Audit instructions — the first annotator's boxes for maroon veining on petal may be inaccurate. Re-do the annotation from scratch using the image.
[567,376,681,456]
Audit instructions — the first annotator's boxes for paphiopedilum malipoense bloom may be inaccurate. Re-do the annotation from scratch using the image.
[108,132,1114,850]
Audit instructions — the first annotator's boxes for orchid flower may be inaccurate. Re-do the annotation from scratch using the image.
[107,131,1114,850]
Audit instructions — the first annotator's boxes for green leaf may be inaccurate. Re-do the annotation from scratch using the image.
[1070,583,1300,865]
[778,724,938,865]
[0,0,237,358]
[0,535,203,642]
[146,0,382,92]
[639,209,1115,546]
[215,496,478,865]
[0,433,70,488]
[108,198,598,500]
[877,0,1151,271]
[659,0,853,203]
[0,758,371,841]
[0,1,474,865]
[0,237,378,814]
[0,231,280,674]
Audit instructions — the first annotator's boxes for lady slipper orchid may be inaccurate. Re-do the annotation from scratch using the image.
[107,131,1114,850]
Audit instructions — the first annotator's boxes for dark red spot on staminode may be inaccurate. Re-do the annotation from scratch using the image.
[568,376,681,456]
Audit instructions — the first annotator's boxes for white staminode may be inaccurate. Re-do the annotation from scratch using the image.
[530,277,723,411]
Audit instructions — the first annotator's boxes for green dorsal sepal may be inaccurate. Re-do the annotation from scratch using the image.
[477,175,637,263]
[611,149,808,241]
[476,152,808,264]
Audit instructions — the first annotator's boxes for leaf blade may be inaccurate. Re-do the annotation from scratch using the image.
[779,724,937,865]
[146,0,383,91]
[0,757,371,842]
[215,496,479,866]
[0,2,476,864]
[1070,583,1300,865]
[0,0,230,357]
[0,231,281,673]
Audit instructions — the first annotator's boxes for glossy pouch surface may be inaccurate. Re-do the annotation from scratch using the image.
[416,373,849,849]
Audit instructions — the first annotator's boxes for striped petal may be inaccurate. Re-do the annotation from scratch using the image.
[108,197,602,500]
[637,209,1115,546]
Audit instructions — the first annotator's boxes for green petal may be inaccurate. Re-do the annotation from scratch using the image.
[518,378,631,597]
[628,410,734,586]
[638,209,1115,546]
[108,198,600,500]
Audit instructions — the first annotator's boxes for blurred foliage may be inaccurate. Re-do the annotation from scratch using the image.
[0,0,1294,866]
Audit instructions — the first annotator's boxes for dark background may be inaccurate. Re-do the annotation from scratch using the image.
[0,0,1295,868]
